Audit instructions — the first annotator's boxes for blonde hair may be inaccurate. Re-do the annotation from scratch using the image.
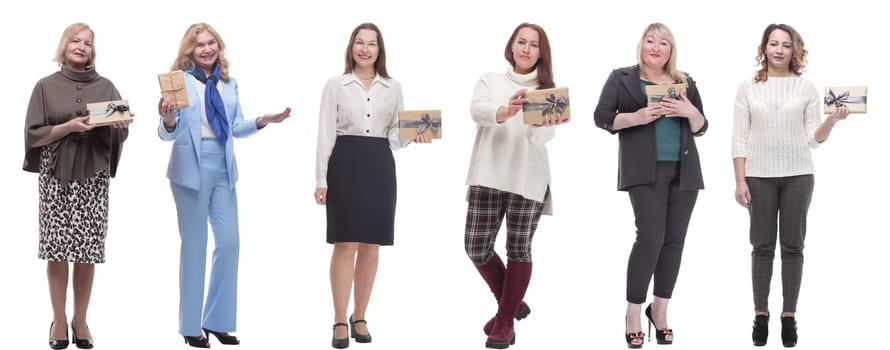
[170,23,230,81]
[54,23,95,68]
[636,23,686,83]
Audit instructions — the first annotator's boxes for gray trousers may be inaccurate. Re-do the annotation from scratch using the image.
[626,162,698,304]
[747,175,814,313]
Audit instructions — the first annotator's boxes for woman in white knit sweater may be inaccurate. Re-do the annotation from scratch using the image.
[732,23,849,348]
[464,23,566,349]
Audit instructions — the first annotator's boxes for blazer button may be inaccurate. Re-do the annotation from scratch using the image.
[76,110,83,116]
[366,113,371,118]
[367,98,370,101]
[76,84,83,90]
[684,150,689,155]
[76,98,82,103]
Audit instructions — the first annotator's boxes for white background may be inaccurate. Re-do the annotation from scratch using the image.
[1,1,885,349]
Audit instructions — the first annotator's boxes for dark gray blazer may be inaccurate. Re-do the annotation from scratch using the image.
[593,65,707,191]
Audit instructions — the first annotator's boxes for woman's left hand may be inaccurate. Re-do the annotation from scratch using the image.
[659,92,698,119]
[535,112,569,127]
[414,133,432,143]
[111,113,134,128]
[257,107,292,127]
[828,104,850,122]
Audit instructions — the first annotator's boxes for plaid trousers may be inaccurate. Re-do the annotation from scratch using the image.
[464,185,545,264]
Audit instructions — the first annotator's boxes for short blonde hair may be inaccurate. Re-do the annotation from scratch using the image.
[636,23,686,83]
[170,23,230,81]
[54,23,95,68]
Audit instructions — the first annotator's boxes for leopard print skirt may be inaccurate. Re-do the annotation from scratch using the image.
[38,147,110,263]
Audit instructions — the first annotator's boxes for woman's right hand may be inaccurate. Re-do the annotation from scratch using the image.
[65,116,96,133]
[158,97,176,128]
[735,181,751,208]
[496,89,528,123]
[314,187,327,205]
[631,105,662,126]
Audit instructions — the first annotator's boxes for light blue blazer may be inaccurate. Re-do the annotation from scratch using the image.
[158,75,259,191]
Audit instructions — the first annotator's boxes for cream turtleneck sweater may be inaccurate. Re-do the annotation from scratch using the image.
[466,68,556,215]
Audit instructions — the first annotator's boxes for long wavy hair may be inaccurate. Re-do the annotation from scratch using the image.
[170,23,231,82]
[504,23,554,89]
[343,23,390,79]
[636,23,686,83]
[754,23,807,82]
[54,23,96,69]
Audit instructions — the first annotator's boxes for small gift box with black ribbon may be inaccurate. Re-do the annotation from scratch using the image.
[523,87,570,124]
[824,86,867,114]
[399,110,442,140]
[158,70,189,109]
[645,83,687,116]
[87,100,132,126]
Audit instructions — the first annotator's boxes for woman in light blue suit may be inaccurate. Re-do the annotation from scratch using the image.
[157,23,290,348]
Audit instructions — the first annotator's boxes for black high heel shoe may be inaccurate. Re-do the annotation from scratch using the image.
[203,328,240,345]
[183,335,211,348]
[71,324,94,349]
[332,323,349,349]
[645,304,673,345]
[48,322,69,350]
[349,315,372,343]
[780,316,797,348]
[625,316,644,349]
[752,314,769,346]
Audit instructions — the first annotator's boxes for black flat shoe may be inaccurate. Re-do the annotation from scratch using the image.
[48,322,69,350]
[184,335,210,348]
[752,314,769,346]
[781,316,797,348]
[203,328,239,345]
[349,315,372,343]
[332,323,349,349]
[645,304,673,345]
[71,324,94,349]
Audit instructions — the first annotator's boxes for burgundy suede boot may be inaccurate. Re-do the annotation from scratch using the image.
[485,260,532,349]
[475,254,531,335]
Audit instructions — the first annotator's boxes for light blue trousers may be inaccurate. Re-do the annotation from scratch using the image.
[171,140,240,336]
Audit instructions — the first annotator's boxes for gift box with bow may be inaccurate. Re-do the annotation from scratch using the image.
[87,100,132,126]
[824,86,867,114]
[523,87,570,124]
[398,110,442,140]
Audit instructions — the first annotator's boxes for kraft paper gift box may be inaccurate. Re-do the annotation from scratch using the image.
[87,100,132,126]
[398,110,442,141]
[522,87,570,124]
[824,86,867,114]
[645,83,687,115]
[158,70,189,109]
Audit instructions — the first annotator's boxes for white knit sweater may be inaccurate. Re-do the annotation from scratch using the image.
[732,76,822,177]
[466,68,556,214]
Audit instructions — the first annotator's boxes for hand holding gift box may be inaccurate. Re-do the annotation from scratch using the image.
[645,83,687,116]
[158,70,189,109]
[399,110,442,141]
[824,86,867,114]
[522,87,570,125]
[87,100,133,126]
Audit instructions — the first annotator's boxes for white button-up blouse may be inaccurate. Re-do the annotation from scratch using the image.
[315,73,405,188]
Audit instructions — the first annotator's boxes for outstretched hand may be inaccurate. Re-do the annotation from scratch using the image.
[257,107,292,128]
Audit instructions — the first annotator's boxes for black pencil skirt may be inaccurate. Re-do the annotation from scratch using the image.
[326,135,396,245]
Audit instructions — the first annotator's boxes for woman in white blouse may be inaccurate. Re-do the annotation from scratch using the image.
[732,23,848,348]
[314,22,430,349]
[464,23,566,349]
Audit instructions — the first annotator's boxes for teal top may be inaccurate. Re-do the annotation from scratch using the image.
[641,80,681,161]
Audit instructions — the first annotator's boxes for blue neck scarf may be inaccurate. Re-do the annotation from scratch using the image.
[188,63,229,145]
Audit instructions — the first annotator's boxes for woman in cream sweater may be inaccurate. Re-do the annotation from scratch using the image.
[732,23,848,348]
[464,22,566,349]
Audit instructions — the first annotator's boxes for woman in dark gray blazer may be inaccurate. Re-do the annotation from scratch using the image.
[593,23,707,348]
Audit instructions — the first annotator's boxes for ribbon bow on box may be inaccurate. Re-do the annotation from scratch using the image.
[523,93,569,116]
[824,89,867,107]
[399,113,441,135]
[89,102,130,118]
